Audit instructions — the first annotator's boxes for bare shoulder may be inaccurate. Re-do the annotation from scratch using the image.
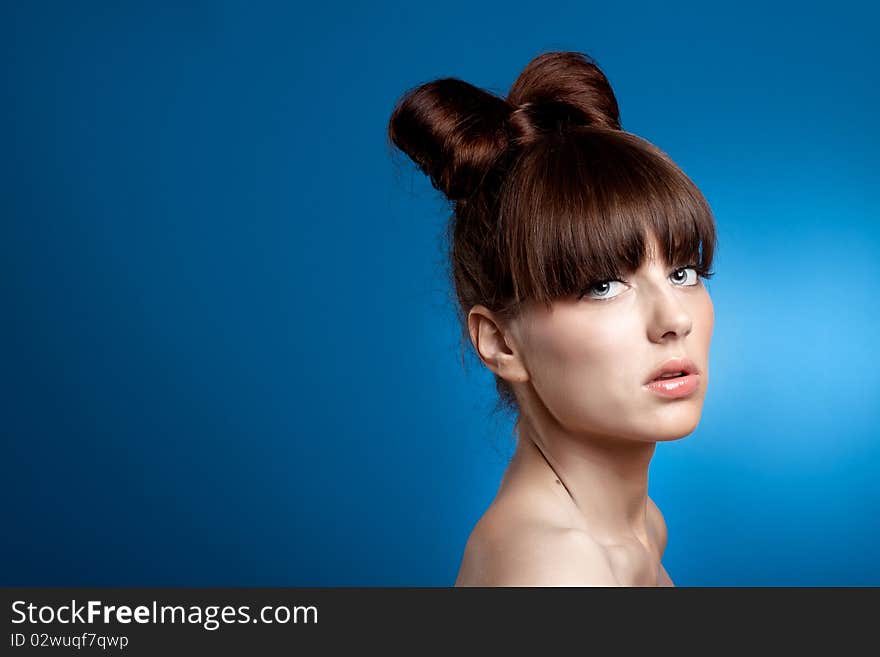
[647,497,668,558]
[455,509,618,587]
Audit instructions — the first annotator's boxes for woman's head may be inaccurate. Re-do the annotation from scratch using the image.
[387,51,716,440]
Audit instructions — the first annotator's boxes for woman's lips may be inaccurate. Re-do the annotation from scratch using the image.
[644,356,699,384]
[643,373,700,398]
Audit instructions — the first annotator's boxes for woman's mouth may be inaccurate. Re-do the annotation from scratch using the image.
[643,356,700,398]
[643,373,699,398]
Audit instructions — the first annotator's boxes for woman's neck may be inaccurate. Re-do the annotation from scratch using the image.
[508,413,656,546]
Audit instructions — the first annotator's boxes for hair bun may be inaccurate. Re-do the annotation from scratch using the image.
[507,51,621,146]
[387,78,511,201]
[387,51,622,202]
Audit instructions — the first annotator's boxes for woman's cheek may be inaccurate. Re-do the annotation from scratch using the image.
[531,332,616,415]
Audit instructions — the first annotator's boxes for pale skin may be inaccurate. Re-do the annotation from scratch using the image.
[455,232,714,586]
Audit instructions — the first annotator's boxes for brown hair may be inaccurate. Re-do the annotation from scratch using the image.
[387,51,717,416]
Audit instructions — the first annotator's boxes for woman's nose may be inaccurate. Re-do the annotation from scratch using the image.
[646,288,692,343]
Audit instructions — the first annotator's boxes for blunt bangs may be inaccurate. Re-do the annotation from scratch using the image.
[497,127,716,310]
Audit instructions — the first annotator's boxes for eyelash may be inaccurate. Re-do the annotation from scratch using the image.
[579,265,710,301]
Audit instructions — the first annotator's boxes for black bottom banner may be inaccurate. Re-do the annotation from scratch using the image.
[1,587,875,654]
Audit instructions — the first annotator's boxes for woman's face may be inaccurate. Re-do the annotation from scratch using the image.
[506,235,714,443]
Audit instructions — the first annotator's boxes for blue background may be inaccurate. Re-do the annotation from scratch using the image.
[2,1,878,586]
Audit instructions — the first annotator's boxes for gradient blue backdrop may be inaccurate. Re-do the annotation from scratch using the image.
[3,1,878,586]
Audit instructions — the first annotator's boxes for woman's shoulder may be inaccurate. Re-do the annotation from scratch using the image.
[455,496,618,586]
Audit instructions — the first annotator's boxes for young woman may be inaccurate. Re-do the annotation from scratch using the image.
[387,51,716,586]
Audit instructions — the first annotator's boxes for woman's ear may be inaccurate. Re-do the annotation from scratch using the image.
[467,305,529,383]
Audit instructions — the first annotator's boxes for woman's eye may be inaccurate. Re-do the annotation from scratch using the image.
[581,280,628,301]
[581,267,700,301]
[671,267,700,286]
